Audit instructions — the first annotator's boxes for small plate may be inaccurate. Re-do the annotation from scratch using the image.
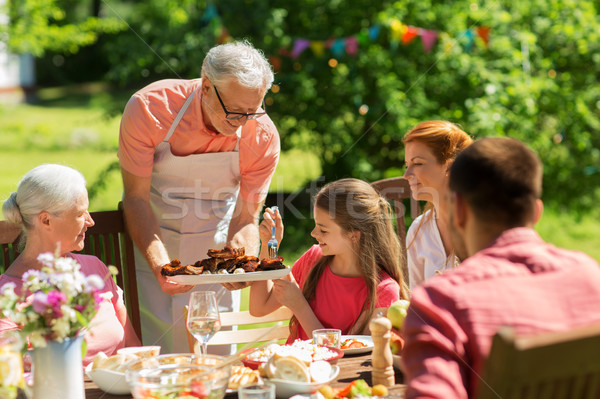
[340,335,374,355]
[167,267,290,284]
[268,365,339,398]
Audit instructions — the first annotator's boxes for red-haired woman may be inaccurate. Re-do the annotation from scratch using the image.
[403,121,473,290]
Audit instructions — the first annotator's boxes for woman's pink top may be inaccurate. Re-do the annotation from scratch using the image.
[288,245,400,342]
[0,253,129,367]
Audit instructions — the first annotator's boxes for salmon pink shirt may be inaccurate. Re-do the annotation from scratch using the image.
[118,78,280,203]
[402,228,600,399]
[288,245,401,342]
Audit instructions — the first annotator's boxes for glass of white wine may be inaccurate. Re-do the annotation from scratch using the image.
[186,291,221,355]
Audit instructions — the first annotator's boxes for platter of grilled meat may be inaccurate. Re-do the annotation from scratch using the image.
[161,246,290,284]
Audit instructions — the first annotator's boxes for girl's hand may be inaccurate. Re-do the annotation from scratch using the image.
[270,273,302,309]
[259,207,284,246]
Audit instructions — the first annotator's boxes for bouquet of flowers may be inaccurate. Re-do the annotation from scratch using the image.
[0,252,107,349]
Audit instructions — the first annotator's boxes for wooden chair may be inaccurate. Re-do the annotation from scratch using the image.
[82,205,142,340]
[0,221,21,273]
[0,205,142,341]
[370,177,420,278]
[185,306,293,352]
[477,324,600,399]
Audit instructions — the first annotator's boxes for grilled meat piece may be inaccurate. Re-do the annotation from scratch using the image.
[218,258,239,273]
[258,256,285,271]
[184,264,204,275]
[161,259,186,276]
[199,257,221,273]
[240,259,259,272]
[206,246,245,259]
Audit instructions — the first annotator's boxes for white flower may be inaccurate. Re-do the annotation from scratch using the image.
[36,252,55,267]
[0,282,16,296]
[85,275,104,291]
[52,317,71,338]
[29,332,47,348]
[54,257,79,273]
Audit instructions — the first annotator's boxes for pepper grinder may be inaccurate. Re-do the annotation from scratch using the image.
[370,314,395,387]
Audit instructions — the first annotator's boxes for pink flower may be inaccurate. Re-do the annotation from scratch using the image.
[46,291,67,318]
[32,292,49,313]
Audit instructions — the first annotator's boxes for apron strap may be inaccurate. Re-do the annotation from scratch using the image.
[163,87,198,143]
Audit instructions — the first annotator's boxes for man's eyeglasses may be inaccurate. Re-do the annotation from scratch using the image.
[213,85,266,120]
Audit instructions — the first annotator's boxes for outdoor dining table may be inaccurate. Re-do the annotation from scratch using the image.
[84,352,406,398]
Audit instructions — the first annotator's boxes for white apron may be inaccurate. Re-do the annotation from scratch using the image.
[134,87,241,354]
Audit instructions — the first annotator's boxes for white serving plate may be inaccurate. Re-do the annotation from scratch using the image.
[167,267,290,284]
[268,365,339,398]
[340,335,374,355]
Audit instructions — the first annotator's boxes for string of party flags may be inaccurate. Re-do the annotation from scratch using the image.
[201,3,491,65]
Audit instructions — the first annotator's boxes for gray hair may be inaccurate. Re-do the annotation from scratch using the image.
[201,40,274,91]
[2,164,87,237]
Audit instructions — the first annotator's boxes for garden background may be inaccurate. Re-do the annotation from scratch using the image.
[1,0,599,265]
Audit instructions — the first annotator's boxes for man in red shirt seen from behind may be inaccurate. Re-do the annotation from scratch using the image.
[402,137,600,399]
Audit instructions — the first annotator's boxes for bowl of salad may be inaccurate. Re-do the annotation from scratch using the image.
[127,364,231,399]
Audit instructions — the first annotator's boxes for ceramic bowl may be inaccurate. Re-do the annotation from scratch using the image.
[268,365,339,398]
[85,363,130,395]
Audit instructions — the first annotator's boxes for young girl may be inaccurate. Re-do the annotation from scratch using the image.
[403,120,473,289]
[249,178,408,342]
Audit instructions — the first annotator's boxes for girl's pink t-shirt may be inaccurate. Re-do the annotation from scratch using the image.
[289,245,400,341]
[0,253,129,367]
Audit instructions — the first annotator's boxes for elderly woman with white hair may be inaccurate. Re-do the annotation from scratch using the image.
[118,40,280,353]
[0,164,140,366]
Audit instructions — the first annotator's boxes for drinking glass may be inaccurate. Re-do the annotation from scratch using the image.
[186,291,221,355]
[238,383,276,399]
[312,328,342,348]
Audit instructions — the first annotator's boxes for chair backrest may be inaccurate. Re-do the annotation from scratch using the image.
[370,177,420,278]
[82,206,142,340]
[184,305,293,351]
[0,221,22,272]
[208,306,293,346]
[477,324,600,399]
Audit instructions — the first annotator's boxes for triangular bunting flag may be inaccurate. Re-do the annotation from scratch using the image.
[402,26,419,45]
[476,26,491,47]
[310,41,325,57]
[331,39,345,57]
[368,25,381,41]
[357,31,370,46]
[390,19,404,41]
[345,36,359,56]
[420,29,438,53]
[463,29,475,52]
[291,39,311,59]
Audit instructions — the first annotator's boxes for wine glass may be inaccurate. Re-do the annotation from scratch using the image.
[186,291,221,355]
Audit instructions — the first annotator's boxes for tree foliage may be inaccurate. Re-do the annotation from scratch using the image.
[9,0,600,212]
[1,0,125,56]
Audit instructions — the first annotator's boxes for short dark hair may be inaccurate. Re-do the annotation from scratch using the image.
[449,137,543,227]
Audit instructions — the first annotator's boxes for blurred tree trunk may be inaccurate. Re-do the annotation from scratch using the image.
[92,0,101,17]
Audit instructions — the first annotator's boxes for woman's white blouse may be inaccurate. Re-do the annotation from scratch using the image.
[406,209,457,291]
